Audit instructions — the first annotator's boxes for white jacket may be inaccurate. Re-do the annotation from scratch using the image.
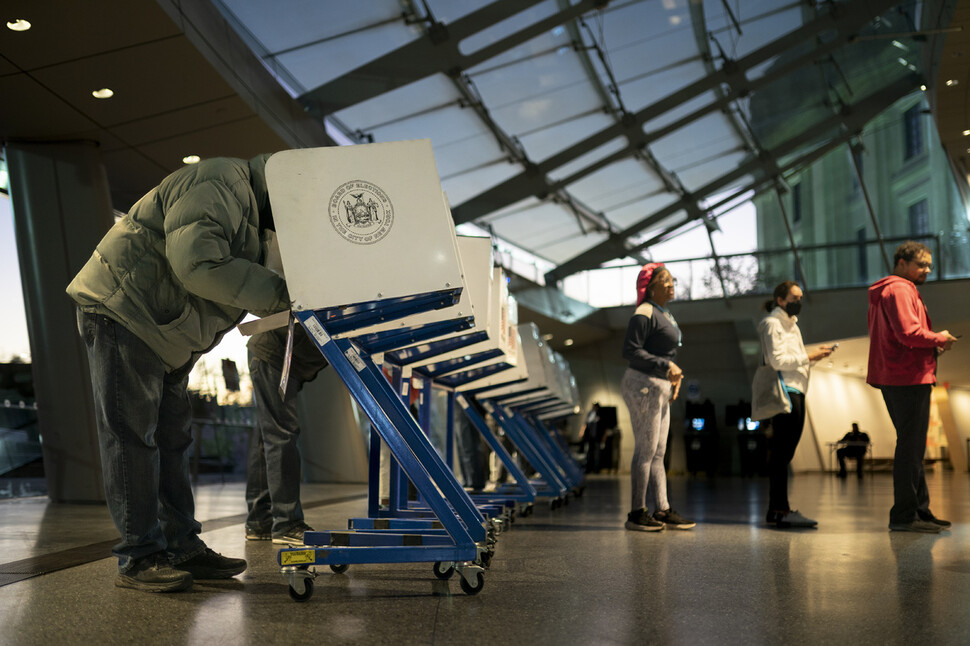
[758,307,810,394]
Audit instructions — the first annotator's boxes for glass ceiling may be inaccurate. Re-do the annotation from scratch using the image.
[215,0,929,284]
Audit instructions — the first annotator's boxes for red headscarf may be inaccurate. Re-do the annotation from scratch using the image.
[636,262,665,305]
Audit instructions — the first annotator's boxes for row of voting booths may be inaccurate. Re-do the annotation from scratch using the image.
[247,141,585,601]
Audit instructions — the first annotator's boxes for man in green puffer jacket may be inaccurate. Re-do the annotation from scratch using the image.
[67,154,289,593]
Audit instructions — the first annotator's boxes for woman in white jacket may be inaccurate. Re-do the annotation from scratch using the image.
[759,281,834,528]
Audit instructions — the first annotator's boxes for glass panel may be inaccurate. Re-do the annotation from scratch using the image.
[457,1,562,57]
[546,136,629,182]
[516,112,616,162]
[334,75,462,131]
[702,1,804,60]
[217,0,416,93]
[604,193,681,230]
[564,158,665,208]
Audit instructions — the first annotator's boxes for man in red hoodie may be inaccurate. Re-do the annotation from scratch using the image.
[867,241,958,533]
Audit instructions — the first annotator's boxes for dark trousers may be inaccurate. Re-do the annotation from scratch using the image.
[245,355,305,535]
[881,384,932,525]
[837,447,866,476]
[768,391,805,512]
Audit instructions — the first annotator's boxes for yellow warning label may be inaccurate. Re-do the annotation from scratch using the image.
[280,550,315,565]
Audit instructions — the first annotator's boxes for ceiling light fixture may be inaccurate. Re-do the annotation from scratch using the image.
[564,339,574,347]
[920,84,927,91]
[91,88,114,99]
[182,155,201,164]
[963,130,970,136]
[946,79,959,86]
[6,19,30,31]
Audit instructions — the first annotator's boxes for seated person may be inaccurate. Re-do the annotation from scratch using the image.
[837,422,870,478]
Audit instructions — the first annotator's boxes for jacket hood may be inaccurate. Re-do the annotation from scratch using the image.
[868,275,911,304]
[249,153,275,231]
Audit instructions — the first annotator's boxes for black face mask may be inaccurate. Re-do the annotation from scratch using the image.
[784,301,802,317]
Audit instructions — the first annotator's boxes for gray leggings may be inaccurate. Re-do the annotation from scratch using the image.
[621,368,671,512]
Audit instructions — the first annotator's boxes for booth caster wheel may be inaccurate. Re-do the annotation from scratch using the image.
[288,578,314,602]
[433,561,455,580]
[329,563,349,574]
[459,571,485,595]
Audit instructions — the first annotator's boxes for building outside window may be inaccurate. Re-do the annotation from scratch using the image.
[903,105,924,160]
[908,199,929,236]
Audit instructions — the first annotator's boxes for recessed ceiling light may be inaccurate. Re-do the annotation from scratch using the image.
[564,338,574,346]
[182,155,201,164]
[920,84,927,91]
[91,88,114,99]
[6,19,30,31]
[963,130,970,136]
[946,79,959,86]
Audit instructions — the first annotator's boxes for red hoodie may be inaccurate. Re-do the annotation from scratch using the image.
[867,275,947,386]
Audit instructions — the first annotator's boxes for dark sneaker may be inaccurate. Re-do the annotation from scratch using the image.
[776,509,817,528]
[273,522,315,545]
[176,548,247,579]
[918,510,951,527]
[653,508,696,530]
[625,508,664,532]
[116,554,193,593]
[245,526,272,541]
[890,520,942,534]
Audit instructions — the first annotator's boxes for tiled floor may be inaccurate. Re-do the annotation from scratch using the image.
[2,470,970,645]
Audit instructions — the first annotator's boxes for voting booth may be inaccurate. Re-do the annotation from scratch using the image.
[266,141,489,599]
[254,140,583,601]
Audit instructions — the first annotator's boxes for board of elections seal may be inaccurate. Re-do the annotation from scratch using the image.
[329,180,394,245]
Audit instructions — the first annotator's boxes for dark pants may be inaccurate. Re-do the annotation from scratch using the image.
[455,411,487,490]
[245,355,305,535]
[77,310,205,572]
[768,391,805,512]
[881,384,932,525]
[837,447,866,476]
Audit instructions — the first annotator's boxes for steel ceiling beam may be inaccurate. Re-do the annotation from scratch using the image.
[299,0,610,116]
[450,0,905,226]
[545,73,922,283]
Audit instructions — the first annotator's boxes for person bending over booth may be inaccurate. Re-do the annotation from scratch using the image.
[68,154,289,593]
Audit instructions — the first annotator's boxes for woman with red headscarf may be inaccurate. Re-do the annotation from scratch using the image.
[620,263,695,531]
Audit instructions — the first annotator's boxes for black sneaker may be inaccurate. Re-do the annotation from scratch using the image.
[116,554,193,593]
[918,510,951,527]
[654,508,696,530]
[245,526,272,541]
[625,508,664,532]
[175,548,247,579]
[889,519,942,534]
[776,509,818,528]
[273,522,315,545]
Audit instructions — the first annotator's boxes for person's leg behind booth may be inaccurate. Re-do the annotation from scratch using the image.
[249,354,310,544]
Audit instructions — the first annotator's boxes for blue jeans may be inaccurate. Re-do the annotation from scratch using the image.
[77,310,206,573]
[245,354,304,535]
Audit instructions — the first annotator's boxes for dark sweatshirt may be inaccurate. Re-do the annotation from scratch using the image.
[622,301,681,379]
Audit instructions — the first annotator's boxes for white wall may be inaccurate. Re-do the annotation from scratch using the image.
[797,371,897,471]
[947,389,970,472]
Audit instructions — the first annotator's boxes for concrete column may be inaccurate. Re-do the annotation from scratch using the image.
[4,141,115,502]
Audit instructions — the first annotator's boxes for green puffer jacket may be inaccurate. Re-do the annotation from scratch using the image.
[67,155,289,372]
